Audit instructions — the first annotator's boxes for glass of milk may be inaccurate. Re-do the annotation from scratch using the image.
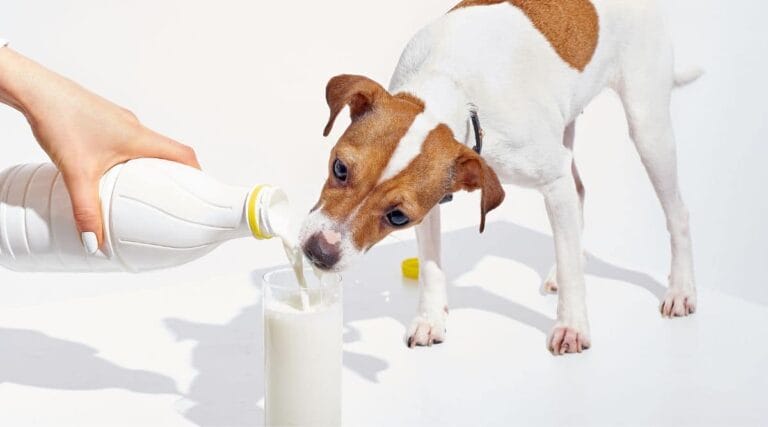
[263,268,343,427]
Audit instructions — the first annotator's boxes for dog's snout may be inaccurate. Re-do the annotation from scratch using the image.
[321,229,342,245]
[303,232,341,270]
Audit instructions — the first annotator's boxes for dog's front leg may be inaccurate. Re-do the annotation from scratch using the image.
[406,206,448,347]
[543,175,591,355]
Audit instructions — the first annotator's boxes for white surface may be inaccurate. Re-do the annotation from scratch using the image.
[0,0,766,426]
[0,232,766,426]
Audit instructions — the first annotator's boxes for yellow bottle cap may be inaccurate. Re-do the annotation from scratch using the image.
[247,185,269,240]
[402,258,419,280]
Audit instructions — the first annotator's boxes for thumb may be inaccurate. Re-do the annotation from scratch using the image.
[62,172,104,254]
[135,129,201,169]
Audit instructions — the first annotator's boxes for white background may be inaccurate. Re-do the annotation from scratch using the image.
[1,1,767,426]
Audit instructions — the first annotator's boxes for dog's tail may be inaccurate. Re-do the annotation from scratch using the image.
[674,67,705,88]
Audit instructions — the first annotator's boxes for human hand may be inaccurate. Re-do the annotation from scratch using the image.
[0,48,199,253]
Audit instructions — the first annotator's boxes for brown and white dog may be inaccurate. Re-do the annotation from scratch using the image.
[300,0,700,355]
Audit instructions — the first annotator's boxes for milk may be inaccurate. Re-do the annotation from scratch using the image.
[281,237,308,287]
[263,269,342,427]
[277,235,310,309]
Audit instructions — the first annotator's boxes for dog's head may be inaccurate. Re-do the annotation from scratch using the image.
[300,75,505,272]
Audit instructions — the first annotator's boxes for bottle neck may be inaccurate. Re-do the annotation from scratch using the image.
[243,185,290,241]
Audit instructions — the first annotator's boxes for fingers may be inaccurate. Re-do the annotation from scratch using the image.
[62,172,104,254]
[135,129,200,169]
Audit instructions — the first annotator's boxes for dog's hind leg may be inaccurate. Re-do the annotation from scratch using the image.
[543,121,585,294]
[616,45,697,317]
[406,206,448,347]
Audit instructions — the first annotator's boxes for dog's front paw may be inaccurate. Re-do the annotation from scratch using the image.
[405,307,448,348]
[660,288,697,318]
[548,319,591,355]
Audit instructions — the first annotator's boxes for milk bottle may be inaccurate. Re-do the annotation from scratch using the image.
[0,158,289,272]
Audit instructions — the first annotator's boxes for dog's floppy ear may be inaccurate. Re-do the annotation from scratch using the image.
[323,74,386,137]
[451,147,505,233]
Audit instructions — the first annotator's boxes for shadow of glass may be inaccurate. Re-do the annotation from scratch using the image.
[165,305,264,427]
[0,328,178,394]
[166,220,665,427]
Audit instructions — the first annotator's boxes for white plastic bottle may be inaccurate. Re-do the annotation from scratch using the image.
[0,158,289,272]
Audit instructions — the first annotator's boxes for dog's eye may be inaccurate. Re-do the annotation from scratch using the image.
[333,159,348,182]
[386,209,410,227]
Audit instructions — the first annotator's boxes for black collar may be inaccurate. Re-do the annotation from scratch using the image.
[440,108,483,204]
[470,109,483,154]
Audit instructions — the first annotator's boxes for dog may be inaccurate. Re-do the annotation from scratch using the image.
[300,0,700,355]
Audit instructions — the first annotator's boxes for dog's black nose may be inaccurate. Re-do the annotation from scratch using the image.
[303,232,341,270]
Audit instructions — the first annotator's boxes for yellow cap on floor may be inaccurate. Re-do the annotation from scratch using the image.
[402,258,419,280]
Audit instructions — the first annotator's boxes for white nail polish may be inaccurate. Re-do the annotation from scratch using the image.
[81,232,98,255]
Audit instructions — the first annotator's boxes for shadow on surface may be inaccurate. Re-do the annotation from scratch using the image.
[166,221,665,426]
[0,328,178,394]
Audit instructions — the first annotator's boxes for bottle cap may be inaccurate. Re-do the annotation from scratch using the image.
[402,258,419,280]
[247,185,290,240]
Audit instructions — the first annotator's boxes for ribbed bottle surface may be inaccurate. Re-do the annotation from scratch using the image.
[0,159,256,272]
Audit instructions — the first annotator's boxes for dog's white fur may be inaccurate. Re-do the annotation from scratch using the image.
[385,0,698,352]
[379,112,438,183]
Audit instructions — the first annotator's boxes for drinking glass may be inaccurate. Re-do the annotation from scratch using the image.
[263,268,343,427]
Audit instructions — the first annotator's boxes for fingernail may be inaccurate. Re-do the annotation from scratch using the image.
[81,232,98,255]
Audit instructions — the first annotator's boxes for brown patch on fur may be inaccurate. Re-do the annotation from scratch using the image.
[346,125,505,251]
[449,144,506,233]
[450,0,599,71]
[393,92,426,110]
[318,75,425,224]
